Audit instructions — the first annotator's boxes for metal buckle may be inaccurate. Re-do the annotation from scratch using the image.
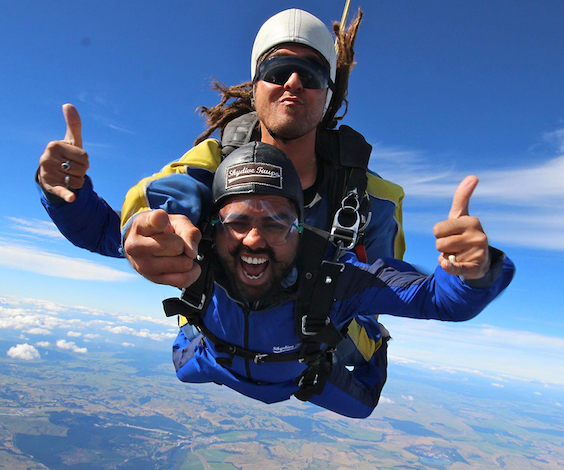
[180,290,207,311]
[253,353,269,364]
[320,260,346,273]
[301,315,330,336]
[330,189,362,250]
[298,373,319,388]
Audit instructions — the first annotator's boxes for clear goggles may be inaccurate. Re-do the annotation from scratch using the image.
[212,199,303,246]
[254,55,333,90]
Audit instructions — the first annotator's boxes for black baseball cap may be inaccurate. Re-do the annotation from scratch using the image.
[213,142,304,221]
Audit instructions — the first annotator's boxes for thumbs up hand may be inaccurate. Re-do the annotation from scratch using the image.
[433,176,491,280]
[38,104,90,203]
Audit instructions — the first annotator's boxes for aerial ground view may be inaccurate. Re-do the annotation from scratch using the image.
[1,296,563,469]
[1,1,564,469]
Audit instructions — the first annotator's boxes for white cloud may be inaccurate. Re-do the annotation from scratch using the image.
[491,383,505,388]
[27,327,52,335]
[402,395,414,401]
[0,313,57,331]
[67,331,82,337]
[7,343,41,360]
[105,325,136,335]
[104,325,175,342]
[379,396,395,404]
[0,242,136,281]
[56,339,87,354]
[122,342,134,347]
[84,333,100,339]
[36,341,51,347]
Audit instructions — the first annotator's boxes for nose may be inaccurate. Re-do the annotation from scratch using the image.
[283,71,304,92]
[241,226,267,249]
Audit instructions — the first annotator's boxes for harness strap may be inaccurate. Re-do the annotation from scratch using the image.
[292,229,348,400]
[165,292,319,368]
[294,355,332,401]
[162,222,215,326]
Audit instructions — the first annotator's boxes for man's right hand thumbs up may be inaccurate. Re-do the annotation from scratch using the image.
[38,103,90,203]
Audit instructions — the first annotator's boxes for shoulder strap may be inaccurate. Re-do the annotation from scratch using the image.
[220,112,258,156]
[293,126,374,400]
[293,227,347,401]
[315,126,372,256]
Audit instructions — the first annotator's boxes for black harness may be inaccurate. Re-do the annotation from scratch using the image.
[163,113,373,401]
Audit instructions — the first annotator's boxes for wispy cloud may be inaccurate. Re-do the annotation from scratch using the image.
[107,123,136,135]
[75,91,135,135]
[56,339,87,354]
[6,217,64,239]
[384,316,564,385]
[0,241,135,281]
[28,327,52,335]
[369,130,564,251]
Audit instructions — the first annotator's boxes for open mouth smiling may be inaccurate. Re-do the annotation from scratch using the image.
[241,255,269,280]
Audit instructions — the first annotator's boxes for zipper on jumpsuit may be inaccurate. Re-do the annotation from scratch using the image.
[243,306,252,379]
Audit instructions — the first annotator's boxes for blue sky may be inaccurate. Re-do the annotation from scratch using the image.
[1,1,563,387]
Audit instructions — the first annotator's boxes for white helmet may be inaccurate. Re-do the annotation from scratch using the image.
[251,9,337,115]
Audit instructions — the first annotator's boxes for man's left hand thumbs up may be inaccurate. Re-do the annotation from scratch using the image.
[434,175,491,280]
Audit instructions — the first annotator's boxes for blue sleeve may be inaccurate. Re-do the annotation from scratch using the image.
[37,175,123,258]
[145,168,214,221]
[334,251,515,323]
[120,167,214,240]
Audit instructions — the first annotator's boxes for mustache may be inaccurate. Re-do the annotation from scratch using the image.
[229,244,278,263]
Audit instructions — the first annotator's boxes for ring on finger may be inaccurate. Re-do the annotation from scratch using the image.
[61,160,71,172]
[448,254,456,264]
[64,174,70,188]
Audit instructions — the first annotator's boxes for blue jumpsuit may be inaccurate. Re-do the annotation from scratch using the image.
[172,251,514,418]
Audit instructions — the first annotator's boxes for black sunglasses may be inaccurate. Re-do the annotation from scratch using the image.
[254,56,333,90]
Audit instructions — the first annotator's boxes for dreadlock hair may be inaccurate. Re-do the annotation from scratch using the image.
[193,81,254,145]
[193,8,363,146]
[321,8,363,131]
